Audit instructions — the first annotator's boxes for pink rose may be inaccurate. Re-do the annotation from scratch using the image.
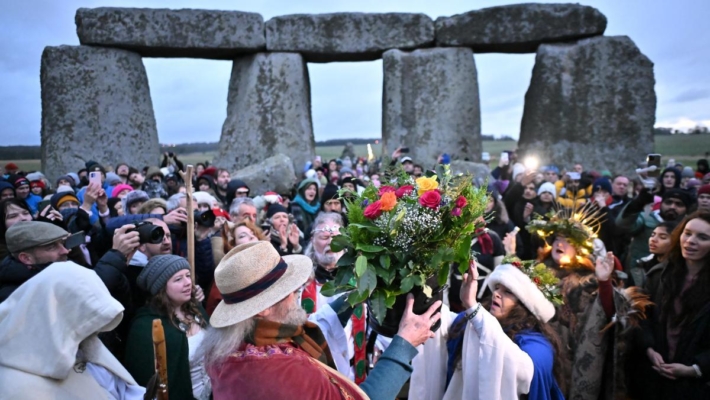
[364,201,383,219]
[451,207,462,217]
[395,185,414,198]
[378,186,396,196]
[419,190,441,209]
[455,196,467,208]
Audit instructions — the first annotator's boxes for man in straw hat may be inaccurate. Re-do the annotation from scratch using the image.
[198,241,441,399]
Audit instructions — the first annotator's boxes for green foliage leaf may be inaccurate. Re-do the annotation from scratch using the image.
[400,275,417,293]
[370,289,387,325]
[356,244,385,253]
[379,254,391,270]
[437,263,451,287]
[347,290,369,307]
[320,281,338,297]
[349,223,381,233]
[357,266,378,296]
[336,251,357,268]
[329,234,352,253]
[375,264,396,285]
[355,255,368,277]
[334,267,355,287]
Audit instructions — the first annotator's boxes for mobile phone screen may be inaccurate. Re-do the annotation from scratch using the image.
[89,171,102,187]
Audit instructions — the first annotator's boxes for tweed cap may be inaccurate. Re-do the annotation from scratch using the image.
[137,255,191,296]
[6,221,69,254]
[210,241,312,328]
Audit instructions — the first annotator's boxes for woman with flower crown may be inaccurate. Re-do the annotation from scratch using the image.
[407,260,568,400]
[519,205,650,400]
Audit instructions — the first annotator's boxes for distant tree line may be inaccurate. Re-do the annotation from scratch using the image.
[1,129,705,160]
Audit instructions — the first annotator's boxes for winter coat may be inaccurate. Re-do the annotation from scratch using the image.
[0,256,40,304]
[0,262,142,400]
[635,262,710,399]
[125,305,208,400]
[225,179,250,209]
[615,200,662,270]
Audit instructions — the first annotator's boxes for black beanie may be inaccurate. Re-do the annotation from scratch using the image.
[662,188,693,208]
[266,203,289,219]
[321,184,339,202]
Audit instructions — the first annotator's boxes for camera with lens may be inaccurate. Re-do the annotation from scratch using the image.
[194,209,216,228]
[128,221,165,245]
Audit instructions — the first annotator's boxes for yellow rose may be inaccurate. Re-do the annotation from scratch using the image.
[416,176,439,195]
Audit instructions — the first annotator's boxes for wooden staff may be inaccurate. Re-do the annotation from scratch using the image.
[152,319,169,400]
[179,165,195,279]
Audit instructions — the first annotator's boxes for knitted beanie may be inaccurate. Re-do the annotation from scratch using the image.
[137,255,191,296]
[111,184,134,198]
[681,166,695,178]
[105,172,122,186]
[266,203,289,219]
[698,184,710,196]
[537,182,557,199]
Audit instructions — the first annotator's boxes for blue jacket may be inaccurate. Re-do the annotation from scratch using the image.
[77,183,115,225]
[24,193,42,215]
[514,331,565,400]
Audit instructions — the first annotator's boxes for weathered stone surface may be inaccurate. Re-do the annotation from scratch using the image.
[41,45,159,183]
[435,3,607,53]
[449,161,491,185]
[265,13,434,62]
[233,154,298,196]
[519,36,656,177]
[213,52,315,174]
[76,8,265,59]
[382,48,482,166]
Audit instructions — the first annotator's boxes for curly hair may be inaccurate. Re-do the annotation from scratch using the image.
[222,220,266,254]
[149,285,207,330]
[449,300,570,395]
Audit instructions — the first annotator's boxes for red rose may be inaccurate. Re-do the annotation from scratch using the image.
[378,186,396,196]
[512,261,522,268]
[418,190,441,209]
[533,277,541,285]
[364,201,383,219]
[395,185,414,198]
[455,196,467,208]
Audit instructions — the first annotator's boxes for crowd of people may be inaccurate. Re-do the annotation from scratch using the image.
[0,147,708,400]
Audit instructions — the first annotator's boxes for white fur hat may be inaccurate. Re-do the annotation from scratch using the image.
[486,264,556,323]
[193,191,216,208]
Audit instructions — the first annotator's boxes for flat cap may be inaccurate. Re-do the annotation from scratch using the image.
[6,221,69,254]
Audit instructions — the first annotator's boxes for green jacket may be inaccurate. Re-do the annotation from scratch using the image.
[124,305,208,400]
[615,201,661,270]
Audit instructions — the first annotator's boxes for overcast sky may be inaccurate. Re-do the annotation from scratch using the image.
[1,0,708,145]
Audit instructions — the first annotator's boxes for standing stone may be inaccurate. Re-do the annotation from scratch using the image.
[435,4,607,53]
[232,154,298,196]
[382,48,481,165]
[213,53,314,174]
[41,45,159,183]
[76,8,265,59]
[266,13,434,62]
[519,36,656,176]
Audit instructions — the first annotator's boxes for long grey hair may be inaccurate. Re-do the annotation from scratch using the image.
[196,318,256,368]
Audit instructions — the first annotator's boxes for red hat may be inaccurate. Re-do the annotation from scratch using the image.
[698,184,710,196]
[199,166,218,178]
[212,207,231,221]
[4,163,18,171]
[30,180,45,189]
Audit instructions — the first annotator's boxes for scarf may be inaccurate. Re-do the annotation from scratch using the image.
[293,194,320,216]
[251,319,335,369]
[315,265,336,284]
[475,228,493,255]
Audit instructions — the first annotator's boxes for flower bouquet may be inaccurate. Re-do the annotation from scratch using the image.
[323,164,488,335]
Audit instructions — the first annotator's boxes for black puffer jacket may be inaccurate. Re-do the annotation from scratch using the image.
[0,256,41,303]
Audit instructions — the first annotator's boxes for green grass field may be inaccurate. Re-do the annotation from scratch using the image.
[3,135,708,173]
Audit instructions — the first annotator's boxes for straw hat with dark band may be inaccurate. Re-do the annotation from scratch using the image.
[210,241,312,328]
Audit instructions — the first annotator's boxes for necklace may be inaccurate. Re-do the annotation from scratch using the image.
[176,313,201,333]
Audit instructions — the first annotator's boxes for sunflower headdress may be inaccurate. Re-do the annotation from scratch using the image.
[525,201,604,258]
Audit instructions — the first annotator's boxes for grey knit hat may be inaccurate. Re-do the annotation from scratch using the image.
[137,255,190,295]
[122,190,150,215]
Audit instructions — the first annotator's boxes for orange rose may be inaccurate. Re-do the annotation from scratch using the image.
[379,191,397,212]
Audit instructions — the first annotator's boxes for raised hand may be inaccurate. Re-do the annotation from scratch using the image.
[396,294,442,347]
[595,251,615,282]
[460,261,479,309]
